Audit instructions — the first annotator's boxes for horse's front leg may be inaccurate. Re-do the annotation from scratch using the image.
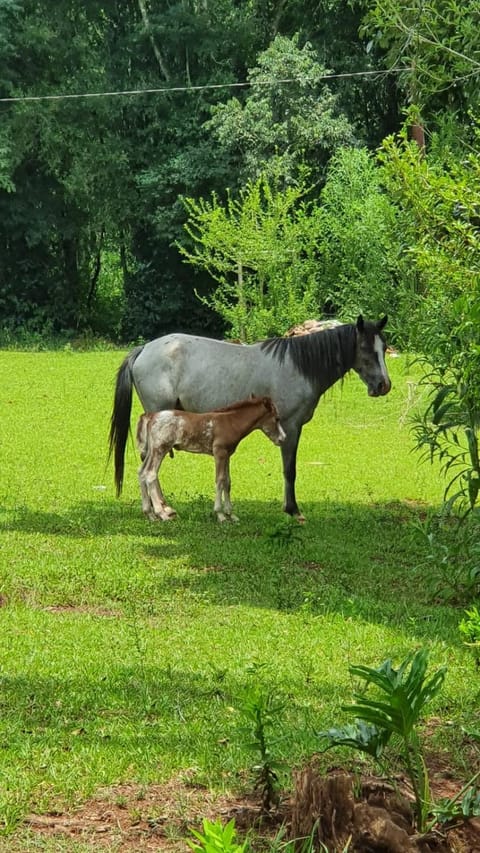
[143,447,177,521]
[280,428,305,522]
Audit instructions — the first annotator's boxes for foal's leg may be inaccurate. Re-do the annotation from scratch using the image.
[138,459,154,517]
[213,450,227,522]
[141,446,177,520]
[213,450,238,522]
[221,455,239,523]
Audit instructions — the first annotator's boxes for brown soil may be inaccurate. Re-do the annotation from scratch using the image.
[18,759,480,853]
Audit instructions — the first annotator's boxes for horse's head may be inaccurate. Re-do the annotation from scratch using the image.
[353,315,392,397]
[259,397,286,446]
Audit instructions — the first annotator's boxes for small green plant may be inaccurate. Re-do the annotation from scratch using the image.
[186,818,248,853]
[459,604,480,667]
[239,684,287,810]
[318,648,447,832]
[187,818,248,853]
[430,768,480,826]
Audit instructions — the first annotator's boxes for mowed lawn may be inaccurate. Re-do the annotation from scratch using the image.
[0,349,477,832]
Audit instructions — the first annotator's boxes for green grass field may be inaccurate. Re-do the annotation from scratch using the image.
[0,349,478,841]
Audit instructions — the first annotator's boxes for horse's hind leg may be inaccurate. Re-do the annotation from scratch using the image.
[142,447,177,521]
[213,451,228,522]
[138,460,154,518]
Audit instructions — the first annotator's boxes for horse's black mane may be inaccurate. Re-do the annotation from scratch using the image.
[260,323,358,387]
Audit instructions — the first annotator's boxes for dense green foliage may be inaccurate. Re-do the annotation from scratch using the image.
[1,0,477,344]
[0,0,479,356]
[379,128,480,512]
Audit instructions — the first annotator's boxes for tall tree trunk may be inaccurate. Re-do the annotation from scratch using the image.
[62,237,81,326]
[86,227,105,313]
[410,121,425,153]
[137,0,170,81]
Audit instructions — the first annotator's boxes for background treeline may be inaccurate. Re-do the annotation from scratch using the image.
[0,0,477,346]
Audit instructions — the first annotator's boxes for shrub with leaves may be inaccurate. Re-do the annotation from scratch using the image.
[178,171,325,342]
[415,512,480,602]
[380,128,480,516]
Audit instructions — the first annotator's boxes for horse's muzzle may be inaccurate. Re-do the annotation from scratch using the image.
[369,379,391,397]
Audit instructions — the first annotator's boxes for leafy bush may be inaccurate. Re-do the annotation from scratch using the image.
[380,127,480,514]
[415,512,480,602]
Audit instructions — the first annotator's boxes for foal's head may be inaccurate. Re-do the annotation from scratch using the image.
[353,315,391,397]
[256,397,286,446]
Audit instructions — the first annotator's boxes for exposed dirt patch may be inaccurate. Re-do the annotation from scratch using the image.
[19,760,480,853]
[24,778,274,851]
[299,561,325,572]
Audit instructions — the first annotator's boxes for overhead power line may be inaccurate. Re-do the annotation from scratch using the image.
[0,68,412,104]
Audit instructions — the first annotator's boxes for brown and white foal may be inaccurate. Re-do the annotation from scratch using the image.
[136,396,286,522]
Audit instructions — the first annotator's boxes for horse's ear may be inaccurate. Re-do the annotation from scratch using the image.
[377,315,388,331]
[356,315,365,332]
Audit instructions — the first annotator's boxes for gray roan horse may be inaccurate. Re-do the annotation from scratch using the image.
[109,315,391,520]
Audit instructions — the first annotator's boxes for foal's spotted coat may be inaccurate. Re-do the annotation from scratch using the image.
[136,396,286,522]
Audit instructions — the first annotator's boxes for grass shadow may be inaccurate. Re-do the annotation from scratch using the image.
[0,495,463,641]
[136,497,460,642]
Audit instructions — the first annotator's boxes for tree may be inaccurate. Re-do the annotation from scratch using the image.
[314,146,412,335]
[178,172,323,341]
[206,34,355,186]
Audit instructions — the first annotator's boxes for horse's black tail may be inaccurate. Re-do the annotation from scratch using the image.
[108,345,144,497]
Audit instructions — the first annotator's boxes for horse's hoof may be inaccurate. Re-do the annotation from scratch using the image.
[164,506,177,519]
[216,513,227,523]
[229,514,239,523]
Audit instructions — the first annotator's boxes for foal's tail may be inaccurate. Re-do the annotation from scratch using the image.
[108,345,144,497]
